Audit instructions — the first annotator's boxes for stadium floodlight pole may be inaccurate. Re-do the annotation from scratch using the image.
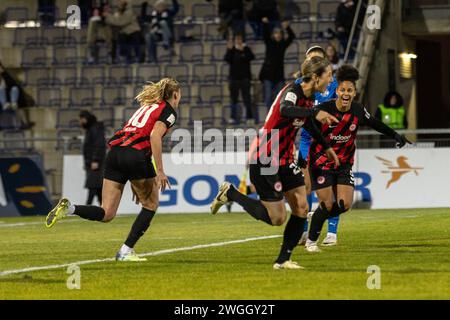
[344,0,364,63]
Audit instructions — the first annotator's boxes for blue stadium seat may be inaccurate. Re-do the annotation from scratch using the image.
[80,66,106,85]
[218,63,229,82]
[37,87,62,107]
[92,107,115,128]
[179,43,204,63]
[192,3,216,21]
[14,28,39,45]
[247,41,265,61]
[134,64,160,84]
[285,41,300,62]
[290,21,313,40]
[66,28,87,44]
[285,61,301,80]
[165,64,190,83]
[317,0,340,21]
[107,65,132,85]
[197,84,223,105]
[24,67,51,86]
[21,47,48,67]
[53,45,79,65]
[204,23,222,42]
[41,27,66,45]
[192,64,217,83]
[188,106,215,126]
[101,86,127,106]
[52,66,78,86]
[56,109,83,129]
[69,87,95,107]
[5,7,29,22]
[210,42,228,62]
[175,24,203,42]
[292,1,311,21]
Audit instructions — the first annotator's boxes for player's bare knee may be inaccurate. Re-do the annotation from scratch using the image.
[271,214,286,226]
[140,199,158,212]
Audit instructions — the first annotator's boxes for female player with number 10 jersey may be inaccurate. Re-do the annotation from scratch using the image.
[45,78,180,261]
[304,65,411,252]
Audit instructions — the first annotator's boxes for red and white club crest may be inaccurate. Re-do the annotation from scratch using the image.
[349,124,357,132]
[274,181,283,192]
[317,176,326,184]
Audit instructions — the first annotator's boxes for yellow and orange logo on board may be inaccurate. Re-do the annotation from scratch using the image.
[376,156,424,189]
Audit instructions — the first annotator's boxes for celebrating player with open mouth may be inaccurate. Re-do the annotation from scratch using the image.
[45,78,180,261]
[211,56,340,270]
[305,65,411,253]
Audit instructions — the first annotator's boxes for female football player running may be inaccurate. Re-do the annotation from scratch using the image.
[46,78,180,261]
[211,57,340,269]
[305,65,411,252]
[298,45,341,246]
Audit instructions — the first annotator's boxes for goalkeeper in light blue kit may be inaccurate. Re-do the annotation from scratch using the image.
[298,46,340,246]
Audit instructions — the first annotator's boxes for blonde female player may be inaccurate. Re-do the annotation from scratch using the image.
[46,78,181,261]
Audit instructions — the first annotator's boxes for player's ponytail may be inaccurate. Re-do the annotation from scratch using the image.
[135,78,180,106]
[300,56,330,83]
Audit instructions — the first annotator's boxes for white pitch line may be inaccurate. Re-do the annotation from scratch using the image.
[0,235,281,277]
[0,219,81,228]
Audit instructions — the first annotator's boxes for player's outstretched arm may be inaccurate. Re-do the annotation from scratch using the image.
[362,106,412,148]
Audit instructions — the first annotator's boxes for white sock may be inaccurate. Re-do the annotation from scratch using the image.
[68,202,75,215]
[119,244,133,255]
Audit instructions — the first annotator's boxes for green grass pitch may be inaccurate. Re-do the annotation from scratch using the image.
[0,208,449,299]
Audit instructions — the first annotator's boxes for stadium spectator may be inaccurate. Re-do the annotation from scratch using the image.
[259,18,295,108]
[79,110,106,206]
[104,0,141,64]
[375,91,408,130]
[0,62,34,130]
[335,0,364,57]
[224,33,256,124]
[207,0,246,39]
[326,44,342,72]
[87,4,114,64]
[142,0,179,63]
[247,0,280,39]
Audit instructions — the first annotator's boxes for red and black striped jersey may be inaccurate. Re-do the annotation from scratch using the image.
[309,100,396,170]
[108,101,177,154]
[252,82,315,166]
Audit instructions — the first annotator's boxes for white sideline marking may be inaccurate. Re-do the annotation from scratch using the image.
[0,219,81,228]
[0,235,281,277]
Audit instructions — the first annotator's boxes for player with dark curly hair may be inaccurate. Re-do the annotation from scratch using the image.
[305,65,412,252]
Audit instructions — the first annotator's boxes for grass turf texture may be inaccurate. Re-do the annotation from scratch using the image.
[0,208,449,299]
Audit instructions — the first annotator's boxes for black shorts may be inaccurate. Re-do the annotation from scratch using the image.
[104,146,156,184]
[249,163,305,202]
[310,166,355,191]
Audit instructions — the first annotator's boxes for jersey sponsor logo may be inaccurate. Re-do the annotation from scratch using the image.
[376,156,424,189]
[317,176,325,185]
[274,181,283,192]
[167,113,176,126]
[285,92,297,104]
[329,133,352,143]
[349,124,357,131]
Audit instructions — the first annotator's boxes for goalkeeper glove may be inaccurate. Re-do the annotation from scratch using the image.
[394,133,412,148]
